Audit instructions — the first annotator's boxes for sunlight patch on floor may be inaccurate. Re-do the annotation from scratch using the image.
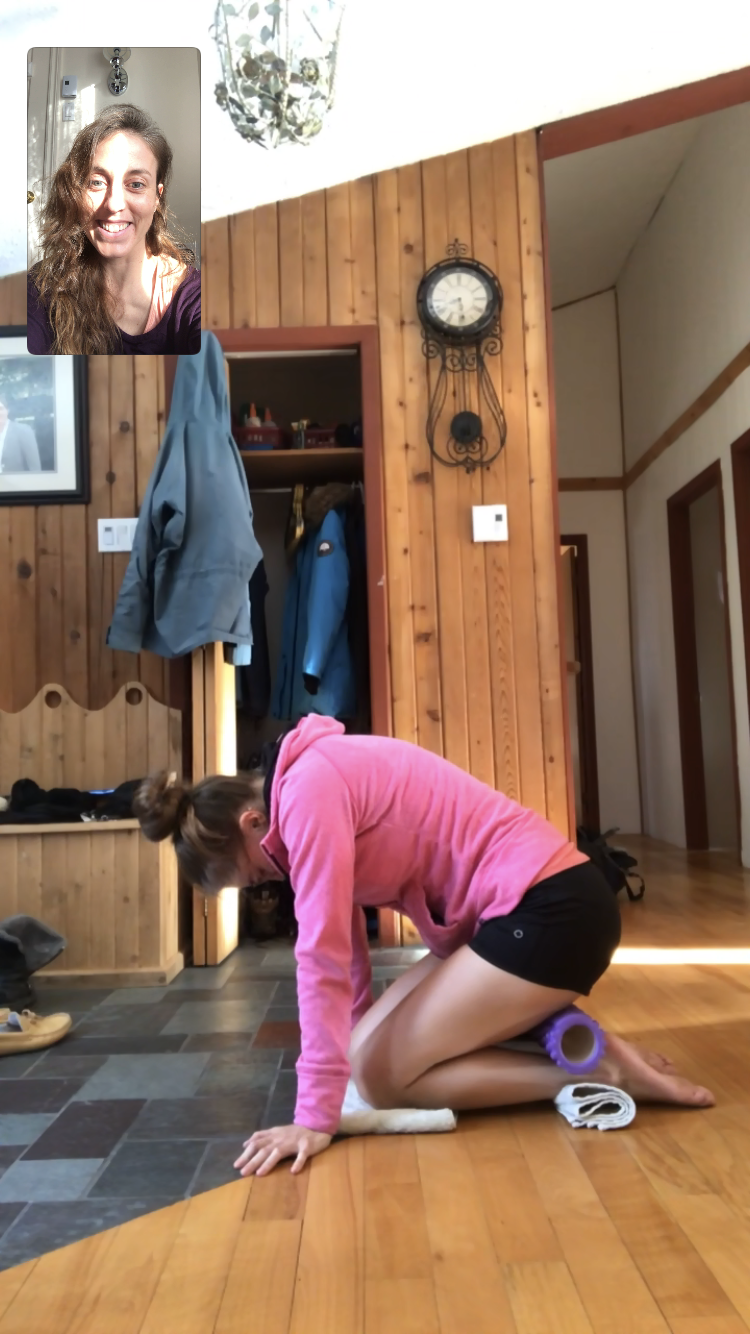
[614,946,750,964]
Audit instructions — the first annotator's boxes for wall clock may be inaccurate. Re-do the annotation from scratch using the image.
[416,240,507,472]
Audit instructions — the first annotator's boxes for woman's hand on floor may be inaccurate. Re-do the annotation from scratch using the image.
[235,1124,332,1177]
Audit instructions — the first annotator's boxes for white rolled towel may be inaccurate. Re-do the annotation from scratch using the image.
[554,1082,636,1131]
[338,1079,457,1136]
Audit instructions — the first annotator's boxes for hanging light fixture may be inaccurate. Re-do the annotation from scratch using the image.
[102,48,131,97]
[212,0,346,150]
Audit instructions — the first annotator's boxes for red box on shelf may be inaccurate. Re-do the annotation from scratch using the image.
[234,425,290,451]
[302,427,338,450]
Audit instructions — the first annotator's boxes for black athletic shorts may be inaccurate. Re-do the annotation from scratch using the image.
[468,860,622,995]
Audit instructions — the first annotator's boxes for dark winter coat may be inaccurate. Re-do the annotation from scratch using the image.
[272,484,358,722]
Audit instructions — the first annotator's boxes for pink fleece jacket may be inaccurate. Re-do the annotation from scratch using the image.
[260,716,583,1135]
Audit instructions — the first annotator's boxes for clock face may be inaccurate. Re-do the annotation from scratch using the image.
[424,263,497,338]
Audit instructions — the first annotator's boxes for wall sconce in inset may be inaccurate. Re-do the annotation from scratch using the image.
[103,48,131,96]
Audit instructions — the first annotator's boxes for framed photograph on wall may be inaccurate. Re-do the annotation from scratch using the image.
[0,327,89,506]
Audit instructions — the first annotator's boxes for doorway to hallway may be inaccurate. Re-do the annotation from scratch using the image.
[668,461,741,853]
[732,428,750,731]
[561,534,599,831]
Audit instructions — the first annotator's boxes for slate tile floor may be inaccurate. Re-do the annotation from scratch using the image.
[0,942,424,1269]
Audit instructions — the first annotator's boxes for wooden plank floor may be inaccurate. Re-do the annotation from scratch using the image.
[616,836,750,950]
[1,843,749,1333]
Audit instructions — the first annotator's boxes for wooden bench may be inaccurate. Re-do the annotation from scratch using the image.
[0,682,185,986]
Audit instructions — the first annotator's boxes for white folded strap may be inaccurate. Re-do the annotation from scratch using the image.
[554,1082,636,1131]
[338,1079,457,1136]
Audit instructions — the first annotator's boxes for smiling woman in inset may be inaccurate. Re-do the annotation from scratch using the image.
[28,104,200,356]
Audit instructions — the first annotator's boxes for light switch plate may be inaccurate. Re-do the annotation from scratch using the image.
[472,504,508,543]
[97,518,138,552]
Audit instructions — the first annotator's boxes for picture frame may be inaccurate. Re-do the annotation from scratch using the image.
[0,328,89,506]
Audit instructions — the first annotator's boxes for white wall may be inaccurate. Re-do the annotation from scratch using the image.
[554,293,624,477]
[618,104,750,864]
[544,119,702,308]
[553,291,642,833]
[619,104,750,468]
[28,47,200,269]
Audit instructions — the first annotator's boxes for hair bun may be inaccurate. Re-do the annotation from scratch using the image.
[134,770,189,843]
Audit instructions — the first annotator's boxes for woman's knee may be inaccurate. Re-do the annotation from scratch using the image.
[350,1042,405,1110]
[349,954,442,1099]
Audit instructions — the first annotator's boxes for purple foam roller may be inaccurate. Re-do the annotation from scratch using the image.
[530,1005,606,1075]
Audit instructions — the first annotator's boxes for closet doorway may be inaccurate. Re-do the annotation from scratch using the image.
[165,326,395,962]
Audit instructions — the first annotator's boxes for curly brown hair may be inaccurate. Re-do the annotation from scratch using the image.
[30,103,195,354]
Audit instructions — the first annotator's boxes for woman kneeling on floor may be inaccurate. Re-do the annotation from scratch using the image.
[135,717,714,1177]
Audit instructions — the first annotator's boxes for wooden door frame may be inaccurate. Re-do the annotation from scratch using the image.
[561,534,600,831]
[538,65,750,160]
[667,460,742,852]
[165,325,400,945]
[731,428,750,733]
[535,149,577,840]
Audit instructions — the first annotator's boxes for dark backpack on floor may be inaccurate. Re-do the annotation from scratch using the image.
[576,826,645,901]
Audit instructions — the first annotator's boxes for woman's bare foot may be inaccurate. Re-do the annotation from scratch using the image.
[597,1033,714,1107]
[599,1033,677,1075]
[633,1046,678,1075]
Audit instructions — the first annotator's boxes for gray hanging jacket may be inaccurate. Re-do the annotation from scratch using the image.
[107,331,263,659]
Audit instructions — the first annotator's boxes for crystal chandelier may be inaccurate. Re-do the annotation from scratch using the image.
[212,0,346,149]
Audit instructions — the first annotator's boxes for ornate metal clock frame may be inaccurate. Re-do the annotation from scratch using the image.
[417,240,507,473]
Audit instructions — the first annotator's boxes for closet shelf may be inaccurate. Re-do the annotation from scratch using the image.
[240,447,363,488]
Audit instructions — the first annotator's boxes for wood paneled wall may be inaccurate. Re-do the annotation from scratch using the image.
[2,126,570,832]
[0,271,172,713]
[202,131,570,830]
[0,680,182,793]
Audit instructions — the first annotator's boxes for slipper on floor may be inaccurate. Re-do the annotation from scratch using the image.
[554,1082,636,1130]
[0,1008,72,1055]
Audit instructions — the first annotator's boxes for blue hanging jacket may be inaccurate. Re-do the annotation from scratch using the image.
[272,506,356,722]
[107,331,263,658]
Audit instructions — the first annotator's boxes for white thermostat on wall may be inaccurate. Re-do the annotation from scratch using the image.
[97,517,138,553]
[61,76,77,98]
[472,504,508,543]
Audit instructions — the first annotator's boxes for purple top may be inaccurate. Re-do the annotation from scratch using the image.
[27,267,201,355]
